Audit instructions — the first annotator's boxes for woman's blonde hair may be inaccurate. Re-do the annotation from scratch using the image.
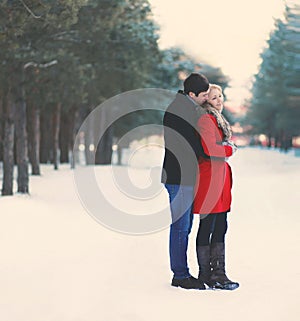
[209,84,223,94]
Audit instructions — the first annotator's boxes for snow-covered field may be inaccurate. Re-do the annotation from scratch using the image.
[0,147,299,321]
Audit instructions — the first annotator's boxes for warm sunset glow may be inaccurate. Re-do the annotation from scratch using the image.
[149,0,285,108]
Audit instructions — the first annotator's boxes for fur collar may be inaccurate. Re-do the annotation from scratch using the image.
[202,104,232,141]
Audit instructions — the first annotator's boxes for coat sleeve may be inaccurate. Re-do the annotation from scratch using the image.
[198,114,233,158]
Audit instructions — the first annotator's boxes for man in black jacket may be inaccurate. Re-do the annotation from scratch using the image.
[162,73,209,289]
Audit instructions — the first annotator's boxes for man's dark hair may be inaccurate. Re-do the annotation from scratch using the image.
[183,73,209,96]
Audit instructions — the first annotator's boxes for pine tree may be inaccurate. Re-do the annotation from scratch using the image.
[246,1,300,149]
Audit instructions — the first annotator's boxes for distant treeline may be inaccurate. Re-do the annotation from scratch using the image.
[0,0,228,195]
[245,2,300,150]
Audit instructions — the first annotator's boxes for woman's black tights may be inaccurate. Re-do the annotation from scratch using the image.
[196,213,228,246]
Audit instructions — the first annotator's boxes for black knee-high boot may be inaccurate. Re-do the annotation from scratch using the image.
[196,245,213,288]
[210,242,239,290]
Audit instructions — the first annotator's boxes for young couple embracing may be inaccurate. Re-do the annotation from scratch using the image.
[162,73,239,291]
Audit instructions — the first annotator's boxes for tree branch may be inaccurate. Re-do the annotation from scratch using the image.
[19,0,42,19]
[24,60,58,69]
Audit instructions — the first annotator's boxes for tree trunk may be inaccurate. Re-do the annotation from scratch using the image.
[267,134,272,148]
[69,107,79,169]
[274,135,280,148]
[84,111,95,165]
[40,110,52,164]
[27,103,40,175]
[0,94,3,162]
[117,147,122,165]
[59,107,79,167]
[53,102,61,170]
[95,108,113,165]
[282,134,292,153]
[14,84,29,194]
[59,111,69,164]
[95,126,113,164]
[2,92,15,196]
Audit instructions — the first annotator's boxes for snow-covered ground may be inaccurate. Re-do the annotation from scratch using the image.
[0,147,299,321]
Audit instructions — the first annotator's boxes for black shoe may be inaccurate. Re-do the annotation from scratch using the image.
[212,280,239,290]
[171,276,206,290]
[209,269,240,290]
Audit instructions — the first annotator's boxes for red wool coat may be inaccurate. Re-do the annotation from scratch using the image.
[193,114,233,215]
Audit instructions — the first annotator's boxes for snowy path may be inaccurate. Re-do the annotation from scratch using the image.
[0,147,299,321]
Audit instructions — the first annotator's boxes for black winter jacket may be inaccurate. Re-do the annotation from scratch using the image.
[161,91,204,186]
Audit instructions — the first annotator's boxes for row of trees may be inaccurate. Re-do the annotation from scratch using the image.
[0,0,228,196]
[245,1,300,149]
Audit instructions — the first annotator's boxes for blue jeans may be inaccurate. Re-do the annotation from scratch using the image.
[165,184,194,279]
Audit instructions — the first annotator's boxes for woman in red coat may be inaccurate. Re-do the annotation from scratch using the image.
[193,84,239,290]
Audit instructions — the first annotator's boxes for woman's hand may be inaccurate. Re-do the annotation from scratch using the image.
[222,141,238,154]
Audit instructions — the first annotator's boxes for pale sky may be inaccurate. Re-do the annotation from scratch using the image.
[149,0,285,108]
